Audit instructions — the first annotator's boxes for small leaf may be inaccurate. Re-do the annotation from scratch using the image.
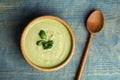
[39,30,47,39]
[36,40,44,46]
[43,40,54,49]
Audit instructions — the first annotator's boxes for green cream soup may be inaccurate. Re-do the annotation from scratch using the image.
[24,19,72,68]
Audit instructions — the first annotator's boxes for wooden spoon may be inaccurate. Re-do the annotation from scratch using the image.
[77,10,104,80]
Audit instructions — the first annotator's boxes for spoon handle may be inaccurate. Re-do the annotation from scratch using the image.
[77,34,93,80]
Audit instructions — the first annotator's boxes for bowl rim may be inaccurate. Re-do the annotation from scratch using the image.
[20,15,75,72]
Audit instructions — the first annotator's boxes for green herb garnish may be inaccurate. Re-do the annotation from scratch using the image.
[39,30,47,39]
[36,30,54,50]
[43,40,53,49]
[36,40,44,46]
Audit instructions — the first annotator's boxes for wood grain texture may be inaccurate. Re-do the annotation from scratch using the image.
[0,0,120,80]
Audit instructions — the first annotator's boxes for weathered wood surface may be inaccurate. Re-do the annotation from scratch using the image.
[0,0,120,80]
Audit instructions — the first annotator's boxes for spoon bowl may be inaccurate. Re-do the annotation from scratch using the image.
[76,10,104,80]
[87,10,104,34]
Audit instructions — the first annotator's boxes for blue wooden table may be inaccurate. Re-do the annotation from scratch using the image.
[0,0,120,80]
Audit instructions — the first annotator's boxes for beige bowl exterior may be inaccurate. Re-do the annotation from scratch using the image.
[20,16,75,72]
